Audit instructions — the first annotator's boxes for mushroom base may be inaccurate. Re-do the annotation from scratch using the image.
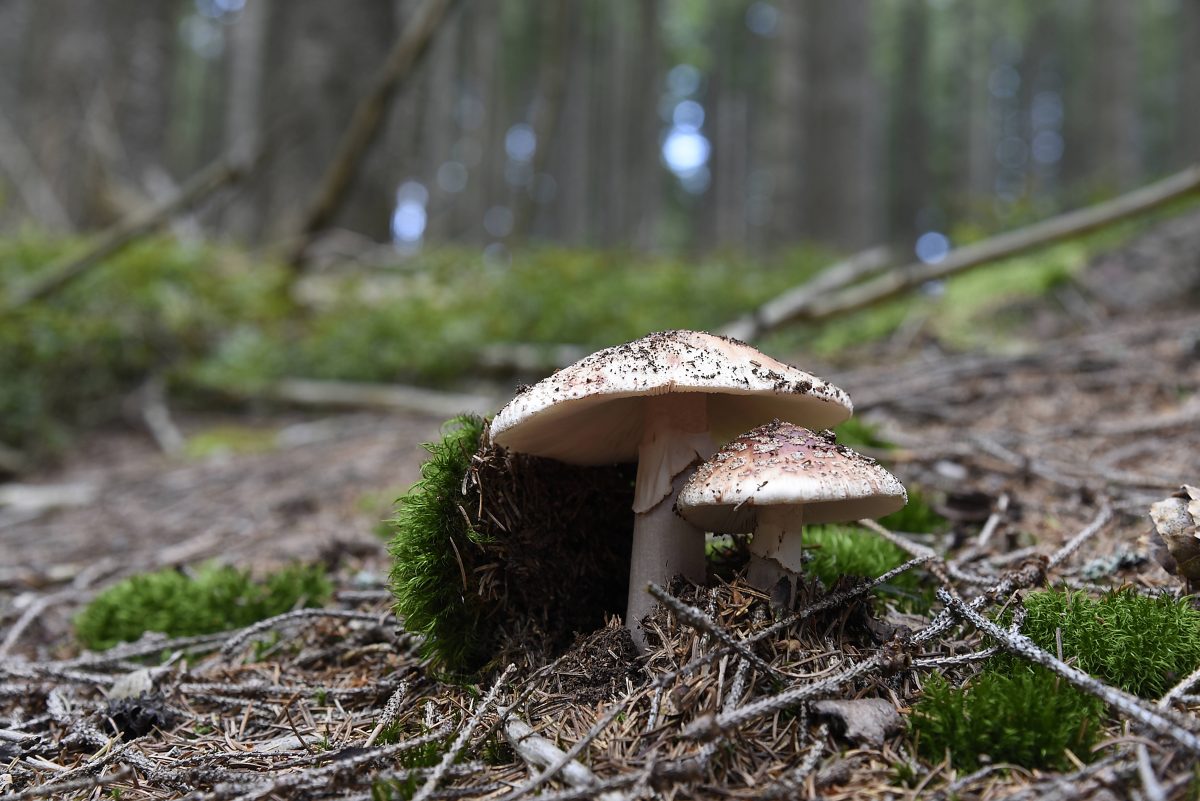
[626,468,707,650]
[745,506,805,606]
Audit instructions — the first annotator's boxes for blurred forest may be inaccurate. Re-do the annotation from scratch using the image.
[4,0,1200,463]
[2,0,1197,255]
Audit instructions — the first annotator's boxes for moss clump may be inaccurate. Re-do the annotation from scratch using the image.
[1018,588,1200,698]
[803,525,930,611]
[75,563,332,651]
[388,416,635,675]
[388,415,491,672]
[910,668,1105,772]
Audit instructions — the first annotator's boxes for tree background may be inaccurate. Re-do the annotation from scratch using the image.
[0,0,1192,260]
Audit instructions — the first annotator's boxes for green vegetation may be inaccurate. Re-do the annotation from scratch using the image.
[0,218,1160,459]
[370,728,451,800]
[910,668,1105,772]
[0,235,286,455]
[388,415,490,672]
[803,525,929,610]
[1017,589,1200,698]
[184,424,280,459]
[910,587,1200,773]
[75,563,331,651]
[831,417,894,451]
[878,486,946,534]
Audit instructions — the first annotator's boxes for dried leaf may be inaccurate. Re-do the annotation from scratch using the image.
[1150,486,1200,584]
[812,698,902,748]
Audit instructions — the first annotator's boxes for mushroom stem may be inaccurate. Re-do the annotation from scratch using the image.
[626,393,714,650]
[746,505,805,605]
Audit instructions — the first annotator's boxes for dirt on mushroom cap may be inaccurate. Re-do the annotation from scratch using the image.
[677,420,907,532]
[490,330,853,465]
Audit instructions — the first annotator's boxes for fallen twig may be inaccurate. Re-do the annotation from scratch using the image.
[6,142,265,309]
[647,583,778,679]
[412,663,513,801]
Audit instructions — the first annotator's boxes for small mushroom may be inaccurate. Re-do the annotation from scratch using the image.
[490,331,852,647]
[676,420,906,602]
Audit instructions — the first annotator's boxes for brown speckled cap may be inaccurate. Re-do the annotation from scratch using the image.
[676,420,907,532]
[490,330,852,464]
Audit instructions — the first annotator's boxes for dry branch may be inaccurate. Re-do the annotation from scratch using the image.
[503,715,626,801]
[718,245,893,341]
[285,0,459,270]
[5,146,263,309]
[240,377,497,417]
[803,163,1200,322]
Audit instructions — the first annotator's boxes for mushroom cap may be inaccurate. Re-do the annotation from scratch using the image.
[676,420,907,532]
[490,330,853,465]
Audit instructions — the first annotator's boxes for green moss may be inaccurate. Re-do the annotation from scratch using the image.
[878,486,946,534]
[184,425,279,459]
[387,415,490,673]
[831,418,893,450]
[0,234,287,455]
[74,563,332,651]
[803,525,930,611]
[910,668,1105,772]
[1017,588,1200,698]
[370,728,452,800]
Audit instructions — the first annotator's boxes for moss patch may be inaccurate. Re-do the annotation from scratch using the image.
[803,525,930,611]
[1017,588,1200,698]
[910,668,1105,772]
[75,563,331,651]
[388,416,636,675]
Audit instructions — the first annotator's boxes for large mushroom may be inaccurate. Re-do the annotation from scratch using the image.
[676,420,907,602]
[489,330,852,647]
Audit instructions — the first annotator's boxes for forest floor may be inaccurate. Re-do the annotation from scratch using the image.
[3,215,1200,799]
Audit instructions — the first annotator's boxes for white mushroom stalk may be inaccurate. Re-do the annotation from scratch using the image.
[489,331,853,650]
[627,393,716,643]
[745,505,807,593]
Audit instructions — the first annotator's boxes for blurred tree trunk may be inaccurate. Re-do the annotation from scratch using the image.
[257,0,398,241]
[0,0,37,226]
[512,2,570,244]
[627,0,662,250]
[802,0,878,249]
[586,4,615,246]
[107,0,177,187]
[887,0,930,242]
[222,0,268,239]
[944,0,992,219]
[0,0,31,124]
[1179,0,1200,164]
[1088,0,1140,191]
[707,3,749,250]
[1021,5,1062,200]
[554,5,593,245]
[456,1,501,243]
[768,0,804,247]
[20,0,110,227]
[418,3,461,241]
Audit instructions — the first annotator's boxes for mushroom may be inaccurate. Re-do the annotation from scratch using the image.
[676,420,906,602]
[490,330,852,647]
